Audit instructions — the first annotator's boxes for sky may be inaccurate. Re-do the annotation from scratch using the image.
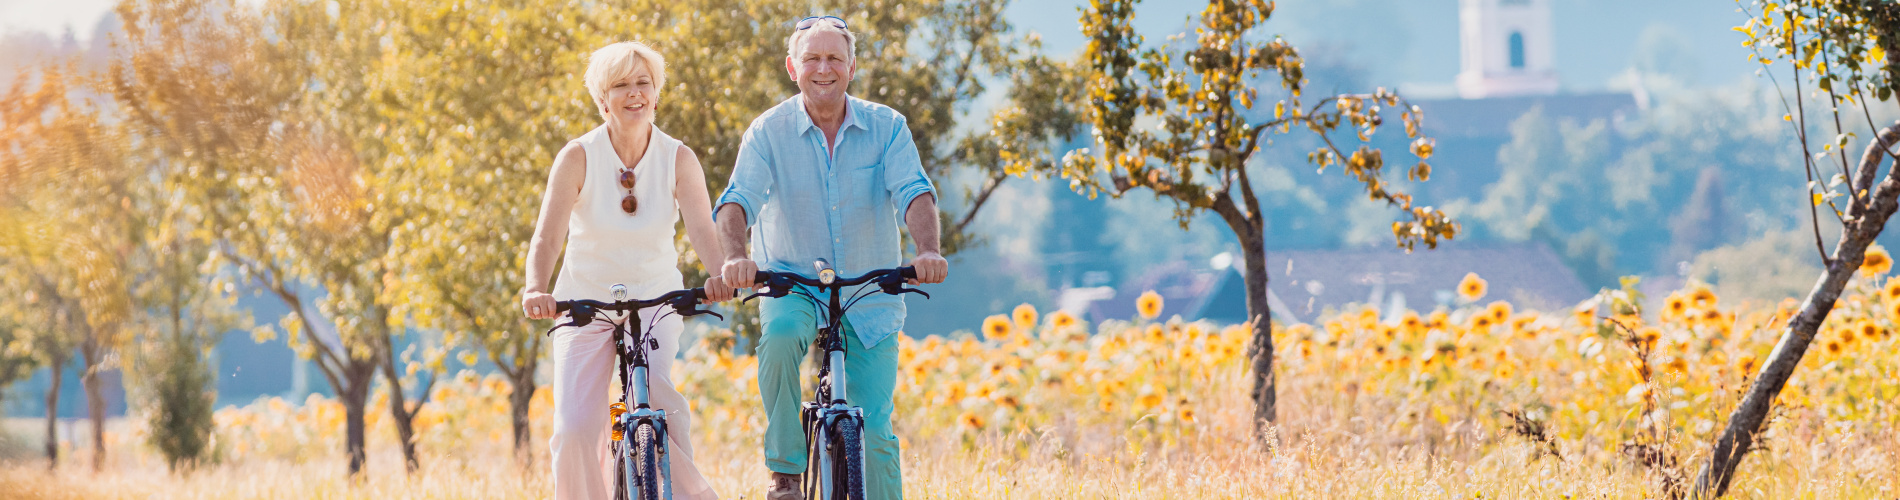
[4,0,1760,92]
[0,0,122,41]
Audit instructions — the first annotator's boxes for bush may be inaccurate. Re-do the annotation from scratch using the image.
[136,330,218,472]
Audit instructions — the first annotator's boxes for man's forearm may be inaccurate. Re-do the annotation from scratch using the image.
[904,194,941,255]
[717,203,751,260]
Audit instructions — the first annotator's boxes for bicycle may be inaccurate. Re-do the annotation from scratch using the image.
[743,260,929,500]
[549,284,724,500]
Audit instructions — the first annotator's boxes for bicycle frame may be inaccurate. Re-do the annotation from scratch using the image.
[746,264,926,499]
[555,287,722,500]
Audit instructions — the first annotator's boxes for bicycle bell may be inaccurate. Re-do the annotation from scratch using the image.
[610,283,628,301]
[815,258,836,285]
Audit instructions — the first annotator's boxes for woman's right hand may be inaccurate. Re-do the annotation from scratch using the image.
[522,289,559,320]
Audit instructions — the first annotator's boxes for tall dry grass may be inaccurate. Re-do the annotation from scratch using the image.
[2,275,1896,499]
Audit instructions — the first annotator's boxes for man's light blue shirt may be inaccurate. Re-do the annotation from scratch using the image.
[716,94,936,348]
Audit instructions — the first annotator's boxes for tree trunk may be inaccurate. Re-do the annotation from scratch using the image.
[1213,196,1275,439]
[1695,122,1900,497]
[509,362,538,469]
[341,370,370,478]
[381,358,422,474]
[81,341,106,472]
[44,355,64,470]
[1237,221,1275,436]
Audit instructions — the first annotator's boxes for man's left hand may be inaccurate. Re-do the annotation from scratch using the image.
[909,252,948,285]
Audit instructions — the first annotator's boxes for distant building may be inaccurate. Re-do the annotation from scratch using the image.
[1457,0,1559,98]
[1078,242,1593,326]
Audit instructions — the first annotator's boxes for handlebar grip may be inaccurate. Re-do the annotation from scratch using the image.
[899,266,917,280]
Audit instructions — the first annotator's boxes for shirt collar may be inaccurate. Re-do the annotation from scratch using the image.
[795,94,866,136]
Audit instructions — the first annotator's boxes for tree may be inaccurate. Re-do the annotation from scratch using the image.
[107,0,386,477]
[0,61,138,472]
[360,0,615,468]
[1697,1,1900,496]
[1020,0,1454,437]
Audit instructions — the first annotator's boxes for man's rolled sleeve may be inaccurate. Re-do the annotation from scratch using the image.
[716,124,775,225]
[880,115,936,212]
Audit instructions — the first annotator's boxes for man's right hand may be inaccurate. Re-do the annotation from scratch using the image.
[721,258,759,290]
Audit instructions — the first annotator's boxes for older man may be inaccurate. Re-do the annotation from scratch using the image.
[716,15,948,500]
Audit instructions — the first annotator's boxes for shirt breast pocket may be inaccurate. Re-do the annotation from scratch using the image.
[846,164,884,209]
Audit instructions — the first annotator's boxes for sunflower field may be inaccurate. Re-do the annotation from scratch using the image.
[5,267,1898,499]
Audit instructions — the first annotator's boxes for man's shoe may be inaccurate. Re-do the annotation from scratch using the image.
[766,472,802,500]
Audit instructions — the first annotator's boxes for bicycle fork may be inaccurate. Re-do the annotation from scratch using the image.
[617,322,673,500]
[803,335,865,499]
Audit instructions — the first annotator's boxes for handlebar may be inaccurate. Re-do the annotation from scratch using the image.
[553,288,725,330]
[743,266,928,302]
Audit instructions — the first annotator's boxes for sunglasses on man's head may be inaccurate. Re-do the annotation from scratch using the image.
[795,16,847,31]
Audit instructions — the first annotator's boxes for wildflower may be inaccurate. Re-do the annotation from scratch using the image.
[1689,285,1718,309]
[1884,279,1900,301]
[1427,310,1449,330]
[1737,354,1758,374]
[1863,245,1893,276]
[1470,313,1495,331]
[1486,301,1514,324]
[1176,406,1198,423]
[1012,303,1038,330]
[1574,301,1598,328]
[1136,290,1165,319]
[1051,310,1078,330]
[1825,339,1844,355]
[1663,293,1689,321]
[1457,272,1488,302]
[1400,311,1424,334]
[957,411,986,430]
[1639,327,1663,348]
[982,315,1011,340]
[1493,363,1515,380]
[995,394,1021,410]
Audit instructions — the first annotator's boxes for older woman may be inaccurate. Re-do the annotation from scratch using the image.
[521,41,727,500]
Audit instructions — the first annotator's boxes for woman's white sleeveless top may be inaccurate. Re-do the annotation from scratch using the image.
[552,124,684,303]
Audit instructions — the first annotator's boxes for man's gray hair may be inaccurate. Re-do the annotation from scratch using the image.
[786,21,858,61]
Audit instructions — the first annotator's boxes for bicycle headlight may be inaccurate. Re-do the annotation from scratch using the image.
[610,284,628,301]
[815,258,836,285]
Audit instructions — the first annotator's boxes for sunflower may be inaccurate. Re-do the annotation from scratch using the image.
[1493,364,1515,380]
[1457,272,1488,302]
[995,394,1022,410]
[1012,303,1038,329]
[981,315,1012,340]
[1863,245,1893,276]
[1470,313,1495,331]
[957,411,987,430]
[1176,406,1198,423]
[1737,354,1758,374]
[1574,302,1599,328]
[1663,293,1690,321]
[1486,301,1514,324]
[1050,310,1078,330]
[1825,339,1844,355]
[1884,280,1900,301]
[1400,311,1424,334]
[1639,327,1663,348]
[1689,285,1719,309]
[1136,290,1165,319]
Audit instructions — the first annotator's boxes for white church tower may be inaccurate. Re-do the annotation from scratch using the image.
[1456,0,1559,98]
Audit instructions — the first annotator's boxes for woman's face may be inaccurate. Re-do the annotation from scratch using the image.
[600,59,657,126]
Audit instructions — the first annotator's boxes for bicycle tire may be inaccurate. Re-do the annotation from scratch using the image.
[613,439,629,500]
[632,421,662,500]
[832,417,867,500]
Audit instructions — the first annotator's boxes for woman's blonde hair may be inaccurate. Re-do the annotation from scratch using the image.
[583,41,667,117]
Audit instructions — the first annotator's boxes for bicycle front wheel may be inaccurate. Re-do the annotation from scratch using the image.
[830,417,867,500]
[628,421,662,500]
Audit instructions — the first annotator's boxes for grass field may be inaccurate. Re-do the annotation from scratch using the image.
[1,277,1896,499]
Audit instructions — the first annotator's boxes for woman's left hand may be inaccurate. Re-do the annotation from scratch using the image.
[703,275,735,303]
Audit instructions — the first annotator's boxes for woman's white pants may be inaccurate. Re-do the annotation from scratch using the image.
[549,309,717,500]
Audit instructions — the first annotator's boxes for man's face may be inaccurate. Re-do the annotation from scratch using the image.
[786,30,855,104]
